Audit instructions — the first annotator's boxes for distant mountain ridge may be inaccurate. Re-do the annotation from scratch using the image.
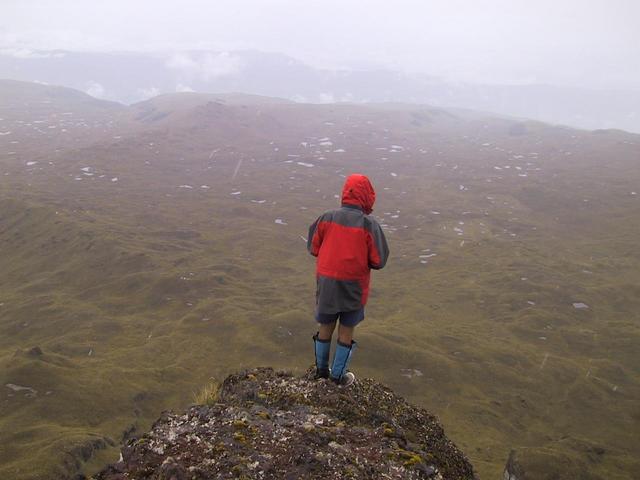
[1,49,639,133]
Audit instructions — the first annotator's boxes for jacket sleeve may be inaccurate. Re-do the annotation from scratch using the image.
[307,215,324,257]
[366,218,389,269]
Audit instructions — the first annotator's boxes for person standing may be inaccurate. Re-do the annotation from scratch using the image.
[307,173,389,386]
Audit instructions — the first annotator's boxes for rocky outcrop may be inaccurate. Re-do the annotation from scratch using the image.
[95,368,475,480]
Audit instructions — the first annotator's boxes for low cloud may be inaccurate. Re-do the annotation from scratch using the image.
[85,81,106,98]
[317,92,335,104]
[293,92,355,104]
[0,48,66,59]
[176,83,195,93]
[165,52,244,81]
[137,86,161,100]
[316,92,355,104]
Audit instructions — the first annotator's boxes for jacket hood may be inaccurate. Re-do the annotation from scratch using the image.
[341,174,376,214]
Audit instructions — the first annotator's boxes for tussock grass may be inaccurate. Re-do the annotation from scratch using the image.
[194,380,221,406]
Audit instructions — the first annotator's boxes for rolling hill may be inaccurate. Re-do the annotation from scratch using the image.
[0,79,639,479]
[2,49,640,133]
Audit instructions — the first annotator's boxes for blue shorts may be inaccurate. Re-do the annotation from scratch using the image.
[316,308,365,327]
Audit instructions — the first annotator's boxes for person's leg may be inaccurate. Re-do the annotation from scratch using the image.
[331,336,356,384]
[313,315,337,379]
[318,321,337,341]
[337,324,354,344]
[330,309,364,385]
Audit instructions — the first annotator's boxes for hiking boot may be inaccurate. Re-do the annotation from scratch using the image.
[334,371,356,387]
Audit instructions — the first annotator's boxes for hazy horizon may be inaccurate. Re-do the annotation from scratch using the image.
[2,0,639,91]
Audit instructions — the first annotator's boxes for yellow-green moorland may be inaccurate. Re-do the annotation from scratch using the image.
[0,80,639,479]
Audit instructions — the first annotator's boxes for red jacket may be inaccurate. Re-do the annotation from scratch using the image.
[307,174,389,313]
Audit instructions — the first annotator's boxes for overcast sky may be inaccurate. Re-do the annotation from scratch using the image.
[1,0,639,90]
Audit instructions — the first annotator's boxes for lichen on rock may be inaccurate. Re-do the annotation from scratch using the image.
[95,367,476,479]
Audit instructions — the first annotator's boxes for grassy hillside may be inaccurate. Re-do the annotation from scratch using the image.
[1,81,639,479]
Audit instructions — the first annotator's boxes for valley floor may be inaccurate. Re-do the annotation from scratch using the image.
[0,81,639,479]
